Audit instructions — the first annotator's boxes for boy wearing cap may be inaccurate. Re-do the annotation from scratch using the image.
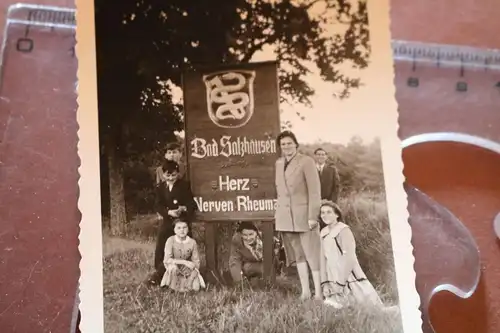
[155,142,186,184]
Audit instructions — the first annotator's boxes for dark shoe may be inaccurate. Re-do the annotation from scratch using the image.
[144,271,162,287]
[248,277,265,289]
[221,270,234,286]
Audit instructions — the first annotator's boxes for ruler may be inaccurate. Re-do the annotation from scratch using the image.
[0,4,497,333]
[0,4,79,333]
[393,40,499,333]
[394,40,500,148]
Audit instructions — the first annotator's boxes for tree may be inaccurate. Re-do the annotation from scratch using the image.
[94,0,369,233]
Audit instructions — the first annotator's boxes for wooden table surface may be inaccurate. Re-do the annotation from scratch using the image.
[0,0,498,332]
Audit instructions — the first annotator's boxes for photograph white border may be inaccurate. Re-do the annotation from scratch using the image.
[75,0,423,331]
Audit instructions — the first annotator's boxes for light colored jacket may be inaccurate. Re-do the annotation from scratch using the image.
[274,153,321,232]
[320,222,367,285]
[319,222,382,306]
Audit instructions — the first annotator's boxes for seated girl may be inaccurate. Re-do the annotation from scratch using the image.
[318,200,383,309]
[228,221,282,284]
[160,217,205,292]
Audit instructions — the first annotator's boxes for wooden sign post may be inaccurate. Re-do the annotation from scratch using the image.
[182,61,281,283]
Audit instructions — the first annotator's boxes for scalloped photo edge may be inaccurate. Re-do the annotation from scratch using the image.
[75,0,423,331]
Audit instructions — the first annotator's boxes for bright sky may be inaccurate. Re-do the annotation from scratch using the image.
[171,0,379,145]
[252,47,377,145]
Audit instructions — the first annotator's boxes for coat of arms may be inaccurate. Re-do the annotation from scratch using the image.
[203,70,256,128]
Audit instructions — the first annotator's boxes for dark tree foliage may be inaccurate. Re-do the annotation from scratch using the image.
[95,0,369,139]
[94,0,369,229]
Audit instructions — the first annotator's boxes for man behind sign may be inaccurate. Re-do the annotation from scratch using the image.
[314,148,340,203]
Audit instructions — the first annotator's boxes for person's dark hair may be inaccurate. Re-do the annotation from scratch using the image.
[318,199,344,230]
[165,142,181,152]
[172,217,189,228]
[276,130,299,148]
[314,147,327,155]
[237,221,259,233]
[161,160,180,174]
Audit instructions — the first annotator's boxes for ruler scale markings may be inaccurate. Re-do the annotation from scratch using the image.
[392,40,500,70]
[394,40,500,146]
[0,5,78,333]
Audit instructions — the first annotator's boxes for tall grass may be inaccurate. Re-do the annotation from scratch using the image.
[102,191,402,332]
[338,192,399,304]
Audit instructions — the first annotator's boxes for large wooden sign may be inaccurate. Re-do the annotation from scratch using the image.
[183,61,281,221]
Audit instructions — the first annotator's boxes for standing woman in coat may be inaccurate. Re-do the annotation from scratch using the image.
[274,130,323,300]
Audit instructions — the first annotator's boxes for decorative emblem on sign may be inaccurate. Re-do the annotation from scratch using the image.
[203,70,256,128]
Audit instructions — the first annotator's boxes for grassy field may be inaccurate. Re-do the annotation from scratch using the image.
[103,192,404,332]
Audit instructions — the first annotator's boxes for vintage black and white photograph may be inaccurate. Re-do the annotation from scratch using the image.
[76,0,422,332]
